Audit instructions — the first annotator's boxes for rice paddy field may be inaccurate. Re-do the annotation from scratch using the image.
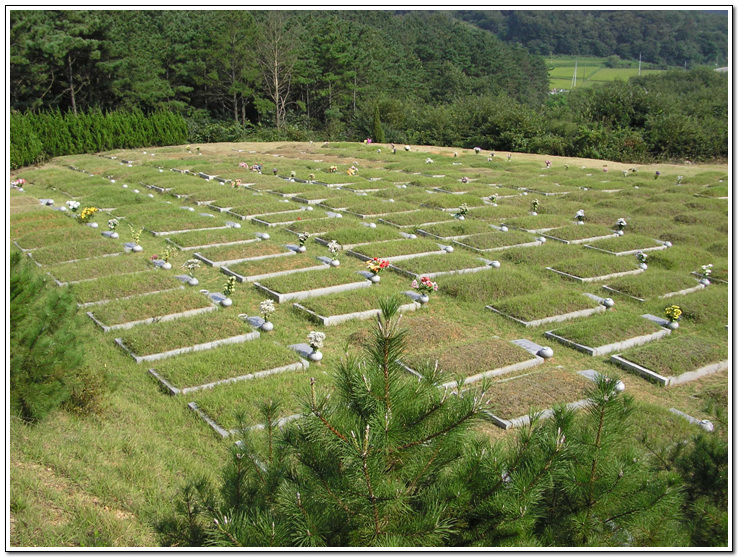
[547,55,666,91]
[8,140,730,546]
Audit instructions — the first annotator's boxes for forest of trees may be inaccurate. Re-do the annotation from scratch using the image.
[9,10,729,166]
[453,10,729,66]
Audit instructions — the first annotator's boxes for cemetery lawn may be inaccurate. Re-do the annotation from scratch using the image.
[29,238,123,265]
[90,288,213,326]
[617,334,728,376]
[491,290,599,321]
[257,264,366,294]
[350,238,443,258]
[226,253,327,278]
[585,233,665,253]
[71,272,181,304]
[549,312,663,347]
[47,253,151,283]
[550,253,640,279]
[485,368,591,419]
[165,228,261,249]
[189,367,312,430]
[454,230,537,250]
[196,241,289,263]
[152,339,303,389]
[605,271,700,299]
[403,339,535,380]
[393,253,491,275]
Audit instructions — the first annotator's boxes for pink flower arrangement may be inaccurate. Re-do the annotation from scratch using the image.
[238,162,249,168]
[411,276,438,294]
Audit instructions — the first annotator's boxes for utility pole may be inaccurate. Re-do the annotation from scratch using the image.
[638,52,642,76]
[571,58,578,89]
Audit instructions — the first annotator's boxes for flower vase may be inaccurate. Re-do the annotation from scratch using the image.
[110,232,119,239]
[639,263,648,270]
[297,245,306,253]
[221,298,233,307]
[330,259,340,267]
[666,320,679,330]
[86,222,99,229]
[308,349,323,362]
[162,262,172,270]
[188,277,199,286]
[419,294,430,304]
[370,274,381,284]
[132,244,143,253]
[699,278,710,286]
[261,321,274,332]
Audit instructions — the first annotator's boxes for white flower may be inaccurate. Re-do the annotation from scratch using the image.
[66,200,80,211]
[307,331,325,349]
[575,209,585,219]
[327,240,340,256]
[260,299,275,318]
[425,158,434,164]
[108,218,119,230]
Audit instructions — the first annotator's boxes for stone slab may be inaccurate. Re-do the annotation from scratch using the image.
[486,302,606,328]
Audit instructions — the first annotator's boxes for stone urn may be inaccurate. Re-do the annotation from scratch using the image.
[699,278,710,286]
[537,346,554,359]
[221,298,233,307]
[308,349,323,362]
[132,244,143,253]
[330,259,340,267]
[666,320,679,330]
[370,274,381,284]
[602,298,615,309]
[639,263,648,270]
[297,245,307,253]
[188,277,199,286]
[261,321,274,332]
[419,294,430,304]
[490,260,501,269]
[162,262,172,270]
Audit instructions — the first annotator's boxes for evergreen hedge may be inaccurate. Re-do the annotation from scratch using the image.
[10,108,188,169]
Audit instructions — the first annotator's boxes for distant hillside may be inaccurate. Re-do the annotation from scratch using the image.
[453,10,728,67]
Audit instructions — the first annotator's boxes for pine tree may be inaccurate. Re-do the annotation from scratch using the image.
[10,250,87,421]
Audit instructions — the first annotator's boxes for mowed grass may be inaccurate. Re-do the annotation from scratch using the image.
[549,312,663,348]
[151,340,302,389]
[617,333,728,376]
[9,140,728,548]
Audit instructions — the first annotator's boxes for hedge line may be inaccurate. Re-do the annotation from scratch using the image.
[10,108,188,169]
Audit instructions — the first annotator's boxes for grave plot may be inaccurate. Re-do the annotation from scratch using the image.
[401,338,543,388]
[390,252,496,279]
[377,209,454,228]
[540,223,617,244]
[293,286,420,326]
[584,234,669,256]
[254,263,372,303]
[644,284,728,327]
[348,237,447,262]
[696,183,728,199]
[9,209,79,239]
[315,225,403,249]
[252,207,333,227]
[47,254,151,285]
[129,208,229,236]
[227,198,308,220]
[402,192,485,211]
[164,226,263,251]
[291,189,332,204]
[452,230,540,253]
[185,364,311,434]
[487,289,605,327]
[442,266,541,303]
[318,193,371,211]
[463,204,531,222]
[284,215,361,236]
[9,195,47,207]
[70,270,182,306]
[14,224,103,251]
[194,240,293,267]
[27,237,123,266]
[611,333,728,387]
[483,368,592,429]
[502,213,573,232]
[341,181,395,194]
[341,198,417,219]
[547,252,642,283]
[416,220,493,240]
[204,189,267,211]
[73,186,161,210]
[602,271,705,302]
[115,311,256,363]
[268,181,331,197]
[222,252,329,282]
[544,311,669,356]
[522,184,572,196]
[87,288,216,332]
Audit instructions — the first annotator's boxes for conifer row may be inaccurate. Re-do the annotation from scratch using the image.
[10,108,188,169]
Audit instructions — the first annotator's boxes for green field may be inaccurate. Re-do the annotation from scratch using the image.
[547,55,666,90]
